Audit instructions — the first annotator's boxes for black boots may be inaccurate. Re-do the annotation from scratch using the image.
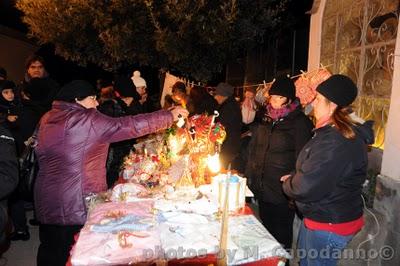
[10,230,30,241]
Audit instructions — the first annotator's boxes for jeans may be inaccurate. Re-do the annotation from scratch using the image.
[298,221,354,266]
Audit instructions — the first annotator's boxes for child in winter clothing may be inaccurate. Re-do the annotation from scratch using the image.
[0,80,20,124]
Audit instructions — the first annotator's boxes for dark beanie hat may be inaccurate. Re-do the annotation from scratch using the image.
[0,80,15,92]
[215,82,234,97]
[269,75,296,100]
[114,76,137,98]
[316,74,357,107]
[56,80,95,102]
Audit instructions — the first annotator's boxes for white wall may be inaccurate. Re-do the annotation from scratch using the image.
[307,0,326,71]
[381,19,400,180]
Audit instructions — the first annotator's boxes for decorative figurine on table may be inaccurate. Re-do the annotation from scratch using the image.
[187,111,226,186]
[174,155,194,188]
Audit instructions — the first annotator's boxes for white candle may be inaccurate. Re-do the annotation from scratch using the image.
[210,110,219,127]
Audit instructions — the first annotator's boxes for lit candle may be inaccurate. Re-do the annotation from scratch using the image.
[207,153,221,173]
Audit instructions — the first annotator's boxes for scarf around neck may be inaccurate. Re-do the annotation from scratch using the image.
[266,99,299,121]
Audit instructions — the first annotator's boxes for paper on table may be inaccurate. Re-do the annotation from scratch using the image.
[227,215,290,265]
[154,197,218,216]
[158,215,220,260]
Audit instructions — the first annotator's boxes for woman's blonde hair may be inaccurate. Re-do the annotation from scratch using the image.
[331,105,357,139]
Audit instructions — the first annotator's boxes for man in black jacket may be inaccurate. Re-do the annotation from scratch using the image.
[0,116,19,255]
[18,55,60,112]
[214,82,242,169]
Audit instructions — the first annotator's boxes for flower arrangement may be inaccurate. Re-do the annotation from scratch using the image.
[123,153,169,187]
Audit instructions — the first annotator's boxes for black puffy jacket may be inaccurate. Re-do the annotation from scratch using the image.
[283,121,374,223]
[0,123,19,245]
[245,107,313,204]
[0,124,18,199]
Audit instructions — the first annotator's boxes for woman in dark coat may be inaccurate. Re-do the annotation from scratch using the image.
[34,80,188,266]
[282,75,374,266]
[245,76,313,250]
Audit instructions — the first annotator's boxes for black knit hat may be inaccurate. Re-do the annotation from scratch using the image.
[0,80,15,92]
[269,75,296,100]
[316,74,358,107]
[56,80,95,102]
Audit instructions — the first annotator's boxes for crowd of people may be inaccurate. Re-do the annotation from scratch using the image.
[1,55,61,247]
[0,54,374,266]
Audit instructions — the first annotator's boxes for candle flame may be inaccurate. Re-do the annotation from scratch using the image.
[207,153,221,173]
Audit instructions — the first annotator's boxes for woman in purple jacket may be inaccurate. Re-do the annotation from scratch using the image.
[34,80,188,266]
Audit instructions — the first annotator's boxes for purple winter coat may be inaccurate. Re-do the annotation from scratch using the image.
[34,101,173,225]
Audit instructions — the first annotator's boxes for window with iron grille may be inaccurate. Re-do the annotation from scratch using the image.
[320,0,398,148]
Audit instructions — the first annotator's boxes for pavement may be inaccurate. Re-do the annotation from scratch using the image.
[2,211,39,266]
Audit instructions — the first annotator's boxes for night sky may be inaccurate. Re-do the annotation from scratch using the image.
[0,0,26,32]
